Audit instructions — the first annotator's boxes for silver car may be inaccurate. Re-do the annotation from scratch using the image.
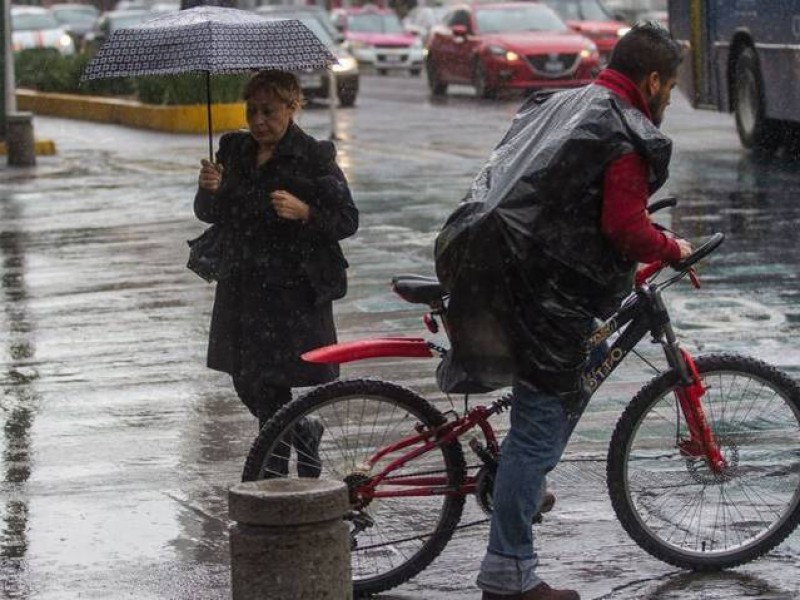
[256,6,360,108]
[11,6,76,55]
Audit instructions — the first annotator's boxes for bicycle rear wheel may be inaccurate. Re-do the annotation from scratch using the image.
[608,353,800,570]
[242,378,466,597]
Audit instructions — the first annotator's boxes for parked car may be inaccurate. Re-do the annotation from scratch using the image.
[425,2,600,98]
[331,5,424,76]
[10,6,76,55]
[82,8,150,54]
[541,0,629,64]
[256,5,360,107]
[51,3,100,45]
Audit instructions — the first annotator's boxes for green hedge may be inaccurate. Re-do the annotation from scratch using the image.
[14,50,248,105]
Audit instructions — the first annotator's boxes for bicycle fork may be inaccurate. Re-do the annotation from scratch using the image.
[653,294,728,473]
[674,349,727,472]
[651,287,727,473]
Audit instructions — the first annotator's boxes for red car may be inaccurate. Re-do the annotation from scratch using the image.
[426,2,600,98]
[542,0,630,64]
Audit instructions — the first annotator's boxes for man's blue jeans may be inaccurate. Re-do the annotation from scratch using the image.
[476,378,571,595]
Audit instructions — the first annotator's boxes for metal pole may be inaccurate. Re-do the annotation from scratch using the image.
[1,0,18,139]
[327,69,339,141]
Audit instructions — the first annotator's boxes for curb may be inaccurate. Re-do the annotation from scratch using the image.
[15,89,247,134]
[0,139,57,157]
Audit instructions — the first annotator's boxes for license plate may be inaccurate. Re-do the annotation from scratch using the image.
[383,55,401,64]
[545,60,565,73]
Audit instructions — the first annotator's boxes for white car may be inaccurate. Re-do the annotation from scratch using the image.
[11,6,76,55]
[332,6,424,76]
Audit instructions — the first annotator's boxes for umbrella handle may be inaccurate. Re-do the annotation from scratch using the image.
[206,72,214,162]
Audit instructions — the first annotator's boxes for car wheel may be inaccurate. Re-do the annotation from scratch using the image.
[473,61,496,99]
[410,67,421,76]
[378,68,388,75]
[734,47,782,153]
[426,59,447,96]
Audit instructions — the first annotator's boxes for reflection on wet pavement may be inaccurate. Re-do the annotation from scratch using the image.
[0,77,798,599]
[1,194,36,599]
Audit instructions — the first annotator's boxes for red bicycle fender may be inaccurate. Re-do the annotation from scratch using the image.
[302,338,434,364]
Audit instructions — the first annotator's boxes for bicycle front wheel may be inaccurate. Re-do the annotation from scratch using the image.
[608,353,800,570]
[241,379,466,597]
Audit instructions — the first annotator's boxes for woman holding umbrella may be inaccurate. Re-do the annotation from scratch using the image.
[194,70,358,461]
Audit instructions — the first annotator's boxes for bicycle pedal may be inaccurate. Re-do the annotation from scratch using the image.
[468,436,498,469]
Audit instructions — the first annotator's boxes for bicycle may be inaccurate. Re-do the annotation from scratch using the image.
[242,207,800,598]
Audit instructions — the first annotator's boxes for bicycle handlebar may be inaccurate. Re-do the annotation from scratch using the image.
[636,232,726,287]
[671,232,726,272]
[647,197,677,215]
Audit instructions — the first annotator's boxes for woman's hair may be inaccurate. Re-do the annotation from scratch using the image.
[607,21,683,83]
[243,69,305,109]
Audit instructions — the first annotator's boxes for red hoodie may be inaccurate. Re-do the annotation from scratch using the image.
[594,69,681,264]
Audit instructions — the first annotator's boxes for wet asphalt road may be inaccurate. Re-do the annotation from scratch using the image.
[1,73,799,600]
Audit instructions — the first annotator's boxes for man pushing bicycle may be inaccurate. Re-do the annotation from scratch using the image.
[434,22,693,600]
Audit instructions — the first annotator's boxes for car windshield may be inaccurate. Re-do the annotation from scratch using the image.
[108,12,148,31]
[544,0,613,21]
[348,13,404,34]
[53,7,98,25]
[13,12,61,31]
[475,5,568,34]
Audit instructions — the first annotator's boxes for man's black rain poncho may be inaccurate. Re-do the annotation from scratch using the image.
[434,83,672,403]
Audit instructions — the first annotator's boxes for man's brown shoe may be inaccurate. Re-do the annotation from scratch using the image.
[482,582,580,600]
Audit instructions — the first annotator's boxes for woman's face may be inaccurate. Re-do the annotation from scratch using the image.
[246,89,295,148]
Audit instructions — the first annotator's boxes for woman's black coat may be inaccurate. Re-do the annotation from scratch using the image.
[193,123,358,387]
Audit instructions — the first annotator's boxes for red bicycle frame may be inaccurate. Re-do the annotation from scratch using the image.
[351,403,503,504]
[305,261,728,504]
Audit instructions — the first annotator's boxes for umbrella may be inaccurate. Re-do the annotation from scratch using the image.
[81,5,337,160]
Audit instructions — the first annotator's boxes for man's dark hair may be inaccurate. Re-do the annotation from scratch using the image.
[607,21,683,82]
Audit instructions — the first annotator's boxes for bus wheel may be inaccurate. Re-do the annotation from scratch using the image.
[734,47,782,153]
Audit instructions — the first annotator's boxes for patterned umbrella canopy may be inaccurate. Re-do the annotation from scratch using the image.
[81,5,337,157]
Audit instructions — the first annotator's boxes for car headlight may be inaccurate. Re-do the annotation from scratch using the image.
[580,41,599,59]
[617,26,631,37]
[332,56,358,73]
[59,34,74,51]
[487,45,519,62]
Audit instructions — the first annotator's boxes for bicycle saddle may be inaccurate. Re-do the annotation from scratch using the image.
[391,274,446,305]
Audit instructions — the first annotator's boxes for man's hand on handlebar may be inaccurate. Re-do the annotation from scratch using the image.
[676,238,693,260]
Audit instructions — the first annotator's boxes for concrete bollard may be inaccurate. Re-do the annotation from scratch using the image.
[229,479,352,600]
[6,112,36,167]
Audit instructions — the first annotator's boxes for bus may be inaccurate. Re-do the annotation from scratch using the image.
[669,0,800,152]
